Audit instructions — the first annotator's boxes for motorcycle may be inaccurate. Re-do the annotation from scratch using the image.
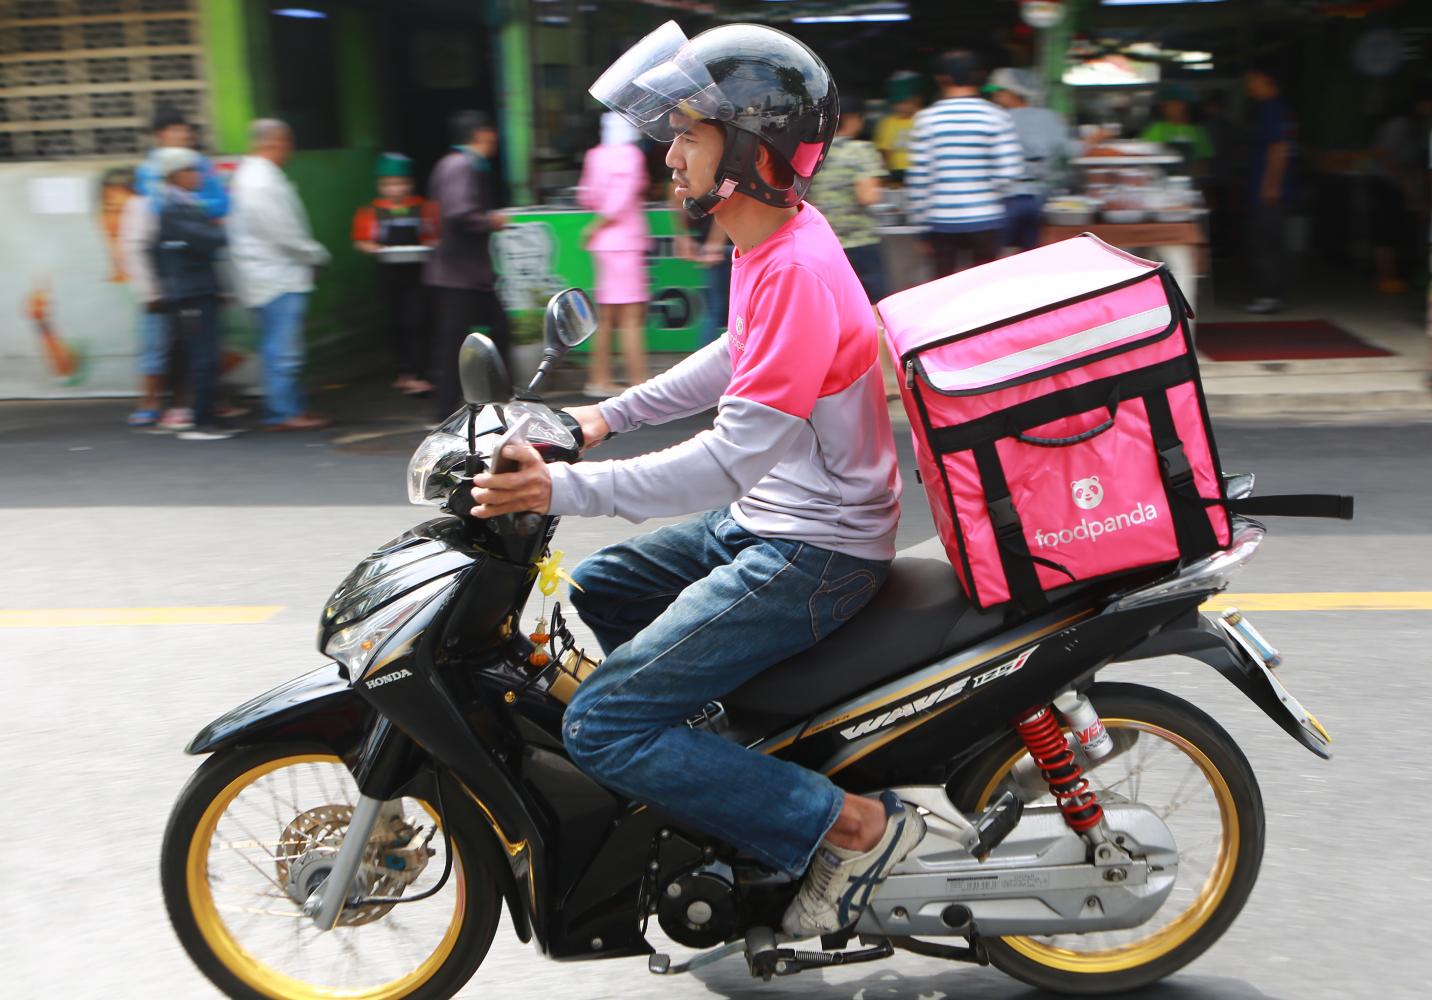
[161,287,1340,999]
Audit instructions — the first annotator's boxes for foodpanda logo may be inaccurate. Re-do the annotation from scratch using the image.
[1071,476,1105,510]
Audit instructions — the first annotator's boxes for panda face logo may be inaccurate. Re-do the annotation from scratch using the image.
[1071,476,1104,511]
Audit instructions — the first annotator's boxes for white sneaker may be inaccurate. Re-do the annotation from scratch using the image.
[781,791,925,939]
[1242,297,1285,314]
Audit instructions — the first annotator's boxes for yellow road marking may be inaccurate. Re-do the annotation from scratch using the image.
[1204,592,1432,612]
[0,606,285,628]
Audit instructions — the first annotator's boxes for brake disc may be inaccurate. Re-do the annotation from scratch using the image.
[275,804,433,927]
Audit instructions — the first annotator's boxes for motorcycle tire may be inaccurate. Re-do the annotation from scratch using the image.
[947,682,1266,996]
[161,743,501,1000]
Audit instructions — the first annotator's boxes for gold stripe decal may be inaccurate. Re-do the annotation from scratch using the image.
[801,612,1088,738]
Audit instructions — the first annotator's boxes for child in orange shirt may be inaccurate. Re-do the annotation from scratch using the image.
[352,152,434,395]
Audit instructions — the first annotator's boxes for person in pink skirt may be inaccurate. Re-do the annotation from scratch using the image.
[579,113,652,396]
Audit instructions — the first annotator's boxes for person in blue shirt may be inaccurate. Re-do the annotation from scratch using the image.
[1243,67,1295,314]
[134,105,229,218]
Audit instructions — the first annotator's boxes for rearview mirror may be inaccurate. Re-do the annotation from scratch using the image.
[544,287,597,354]
[458,332,510,405]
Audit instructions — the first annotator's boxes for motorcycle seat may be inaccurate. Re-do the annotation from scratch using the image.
[722,537,1010,731]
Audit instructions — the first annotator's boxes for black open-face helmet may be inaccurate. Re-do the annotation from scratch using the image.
[590,21,839,219]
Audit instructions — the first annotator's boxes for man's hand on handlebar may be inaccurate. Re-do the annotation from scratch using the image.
[563,405,611,452]
[470,443,551,518]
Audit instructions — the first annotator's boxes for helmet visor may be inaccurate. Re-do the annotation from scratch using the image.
[589,21,726,143]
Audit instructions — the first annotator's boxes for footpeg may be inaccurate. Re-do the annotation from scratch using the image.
[973,791,1023,861]
[742,926,894,981]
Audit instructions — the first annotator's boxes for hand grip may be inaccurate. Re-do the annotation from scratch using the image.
[1014,391,1121,448]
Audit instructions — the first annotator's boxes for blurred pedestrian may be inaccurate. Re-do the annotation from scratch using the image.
[1139,82,1212,175]
[1368,89,1432,296]
[988,67,1081,252]
[425,110,510,420]
[874,70,921,184]
[229,118,332,431]
[907,50,1022,275]
[151,147,234,440]
[126,105,228,429]
[1243,67,1295,314]
[353,152,434,396]
[806,96,888,302]
[578,113,652,396]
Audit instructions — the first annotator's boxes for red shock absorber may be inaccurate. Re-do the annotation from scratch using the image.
[1015,706,1104,832]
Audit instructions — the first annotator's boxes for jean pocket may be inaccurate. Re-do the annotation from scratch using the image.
[807,560,884,641]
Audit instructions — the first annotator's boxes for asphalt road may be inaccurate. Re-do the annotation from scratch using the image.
[2,389,1429,999]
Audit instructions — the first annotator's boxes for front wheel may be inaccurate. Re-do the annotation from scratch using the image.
[948,682,1266,996]
[161,744,500,1000]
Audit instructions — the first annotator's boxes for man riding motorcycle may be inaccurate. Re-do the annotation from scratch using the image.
[468,21,926,937]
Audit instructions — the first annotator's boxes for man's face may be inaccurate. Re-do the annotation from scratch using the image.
[155,124,194,149]
[666,121,724,205]
[262,127,295,165]
[171,167,201,191]
[472,128,499,158]
[378,176,412,200]
[990,90,1018,110]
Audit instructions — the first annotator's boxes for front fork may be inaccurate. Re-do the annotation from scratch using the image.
[303,717,421,931]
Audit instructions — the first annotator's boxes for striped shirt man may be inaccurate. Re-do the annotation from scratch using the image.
[906,97,1023,232]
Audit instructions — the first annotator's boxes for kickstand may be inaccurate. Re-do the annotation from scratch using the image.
[744,926,895,981]
[648,938,747,976]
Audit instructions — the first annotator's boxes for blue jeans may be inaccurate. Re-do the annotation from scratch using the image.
[171,296,220,424]
[563,509,890,875]
[256,291,310,423]
[137,308,169,377]
[1002,194,1043,251]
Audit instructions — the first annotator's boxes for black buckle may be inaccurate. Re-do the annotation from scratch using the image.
[1159,443,1193,487]
[988,496,1020,536]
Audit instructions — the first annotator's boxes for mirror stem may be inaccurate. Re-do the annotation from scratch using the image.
[526,350,561,395]
[465,404,479,478]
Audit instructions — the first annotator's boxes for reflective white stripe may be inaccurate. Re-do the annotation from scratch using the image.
[924,304,1172,392]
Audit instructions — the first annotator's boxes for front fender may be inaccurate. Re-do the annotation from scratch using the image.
[1119,613,1332,759]
[186,662,367,756]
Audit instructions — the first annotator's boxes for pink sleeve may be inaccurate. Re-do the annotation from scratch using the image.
[576,149,600,211]
[725,265,839,419]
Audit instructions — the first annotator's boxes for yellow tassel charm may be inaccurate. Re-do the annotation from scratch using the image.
[535,548,584,597]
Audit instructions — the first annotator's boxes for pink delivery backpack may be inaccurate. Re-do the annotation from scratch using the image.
[879,234,1352,613]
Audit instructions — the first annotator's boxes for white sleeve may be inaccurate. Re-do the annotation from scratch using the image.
[548,395,804,522]
[596,336,733,433]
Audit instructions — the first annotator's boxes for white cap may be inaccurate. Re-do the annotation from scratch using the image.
[989,67,1042,103]
[152,145,201,177]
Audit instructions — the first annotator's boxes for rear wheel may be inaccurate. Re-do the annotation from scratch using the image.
[948,683,1265,995]
[161,744,500,999]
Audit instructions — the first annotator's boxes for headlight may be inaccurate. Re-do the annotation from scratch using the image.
[406,430,468,505]
[406,406,505,505]
[324,574,455,679]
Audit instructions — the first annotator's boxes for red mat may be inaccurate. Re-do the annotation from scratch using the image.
[1195,320,1394,362]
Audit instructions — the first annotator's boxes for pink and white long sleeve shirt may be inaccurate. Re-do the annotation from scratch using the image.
[548,204,901,562]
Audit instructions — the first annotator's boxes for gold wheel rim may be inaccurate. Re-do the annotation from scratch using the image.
[185,753,466,999]
[976,719,1239,975]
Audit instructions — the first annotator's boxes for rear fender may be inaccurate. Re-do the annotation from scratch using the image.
[186,662,366,757]
[1118,613,1332,759]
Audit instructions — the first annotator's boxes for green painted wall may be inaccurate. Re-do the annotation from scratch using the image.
[497,6,536,206]
[199,0,384,358]
[197,0,258,155]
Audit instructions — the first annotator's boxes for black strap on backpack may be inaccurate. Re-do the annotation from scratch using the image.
[973,442,1052,615]
[1224,494,1355,520]
[1142,391,1220,558]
